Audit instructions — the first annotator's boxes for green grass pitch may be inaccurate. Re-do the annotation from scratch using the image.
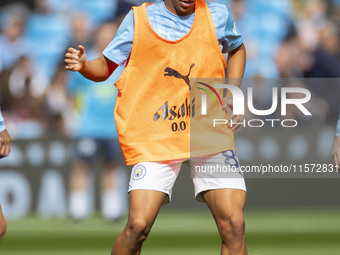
[1,209,340,255]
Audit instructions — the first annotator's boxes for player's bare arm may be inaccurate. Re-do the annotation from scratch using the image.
[224,43,246,131]
[0,129,11,158]
[331,136,340,167]
[64,45,118,82]
[331,112,340,167]
[0,127,10,240]
[0,204,6,241]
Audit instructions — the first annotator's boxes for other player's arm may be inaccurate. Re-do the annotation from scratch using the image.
[0,130,10,158]
[331,111,340,167]
[0,108,9,240]
[0,108,10,158]
[225,43,246,131]
[0,204,6,241]
[64,45,118,82]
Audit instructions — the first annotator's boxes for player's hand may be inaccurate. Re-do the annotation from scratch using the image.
[0,129,10,158]
[223,92,243,131]
[331,136,340,167]
[64,45,87,72]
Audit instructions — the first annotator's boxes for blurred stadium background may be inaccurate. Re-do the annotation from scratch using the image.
[0,0,340,254]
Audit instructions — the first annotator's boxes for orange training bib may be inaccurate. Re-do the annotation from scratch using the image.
[114,0,234,165]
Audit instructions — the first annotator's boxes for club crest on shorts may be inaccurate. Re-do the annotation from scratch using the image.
[132,165,147,180]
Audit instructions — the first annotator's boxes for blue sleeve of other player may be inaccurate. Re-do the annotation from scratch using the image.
[208,2,243,53]
[102,10,134,66]
[337,110,340,137]
[0,107,6,132]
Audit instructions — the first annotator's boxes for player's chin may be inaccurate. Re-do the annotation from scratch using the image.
[177,0,195,14]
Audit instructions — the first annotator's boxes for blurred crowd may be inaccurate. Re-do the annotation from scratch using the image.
[0,0,339,139]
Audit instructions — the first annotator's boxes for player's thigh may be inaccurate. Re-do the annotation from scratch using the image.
[192,151,246,225]
[202,188,246,226]
[127,190,167,229]
[202,188,246,214]
[126,160,183,228]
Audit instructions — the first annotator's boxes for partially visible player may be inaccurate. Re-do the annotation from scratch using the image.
[0,106,11,240]
[67,21,126,222]
[331,108,340,167]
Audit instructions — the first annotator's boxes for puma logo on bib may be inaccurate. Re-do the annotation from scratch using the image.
[164,63,195,90]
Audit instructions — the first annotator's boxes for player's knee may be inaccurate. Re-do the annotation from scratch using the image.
[0,219,7,241]
[126,220,151,243]
[218,214,245,242]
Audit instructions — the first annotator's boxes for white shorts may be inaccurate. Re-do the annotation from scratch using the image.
[128,151,246,203]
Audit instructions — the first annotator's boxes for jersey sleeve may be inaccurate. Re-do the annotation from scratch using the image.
[207,2,243,53]
[102,10,134,66]
[222,8,243,53]
[222,10,243,52]
[0,107,6,132]
[212,4,243,54]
